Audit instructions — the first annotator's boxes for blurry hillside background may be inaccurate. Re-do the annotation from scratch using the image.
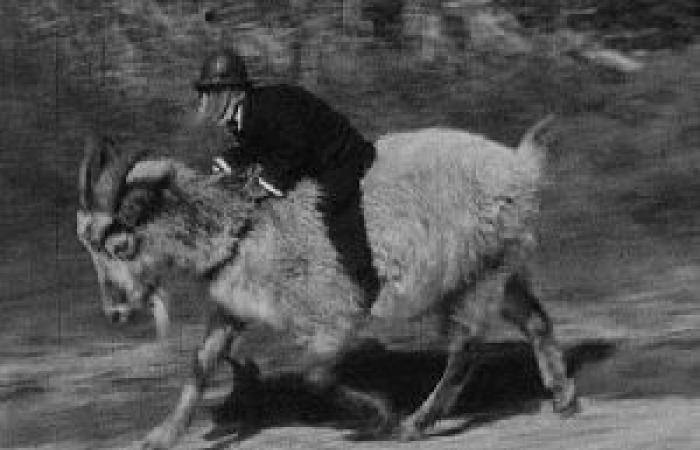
[3,1,700,447]
[2,0,700,343]
[2,0,700,308]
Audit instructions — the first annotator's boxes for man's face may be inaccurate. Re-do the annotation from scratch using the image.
[195,87,244,127]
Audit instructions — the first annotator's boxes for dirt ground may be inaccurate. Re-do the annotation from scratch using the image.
[2,228,700,449]
[4,107,700,448]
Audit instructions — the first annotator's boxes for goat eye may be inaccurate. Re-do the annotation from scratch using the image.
[89,227,108,250]
[105,233,137,260]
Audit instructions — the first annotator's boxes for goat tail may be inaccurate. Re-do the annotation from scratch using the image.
[516,114,556,170]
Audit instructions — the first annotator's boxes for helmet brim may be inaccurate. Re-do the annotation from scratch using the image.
[193,80,250,92]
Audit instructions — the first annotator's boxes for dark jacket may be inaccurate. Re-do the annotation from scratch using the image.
[224,84,380,307]
[223,84,376,194]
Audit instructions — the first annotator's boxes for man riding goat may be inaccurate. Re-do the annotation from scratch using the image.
[193,48,379,309]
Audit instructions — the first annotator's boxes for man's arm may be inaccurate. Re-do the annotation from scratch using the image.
[216,140,284,198]
[255,119,311,193]
[220,137,255,171]
[220,87,315,194]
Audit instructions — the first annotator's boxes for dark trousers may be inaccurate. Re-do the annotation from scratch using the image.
[317,161,380,310]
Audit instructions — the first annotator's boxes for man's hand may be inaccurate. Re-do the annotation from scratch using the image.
[239,164,284,200]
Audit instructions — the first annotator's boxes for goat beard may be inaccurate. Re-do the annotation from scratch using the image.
[147,288,170,339]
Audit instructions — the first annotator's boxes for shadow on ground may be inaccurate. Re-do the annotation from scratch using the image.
[206,339,616,445]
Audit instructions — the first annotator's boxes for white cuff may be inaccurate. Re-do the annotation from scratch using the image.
[258,178,284,197]
[212,156,232,175]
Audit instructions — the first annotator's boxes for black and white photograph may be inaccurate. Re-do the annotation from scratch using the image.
[1,1,700,448]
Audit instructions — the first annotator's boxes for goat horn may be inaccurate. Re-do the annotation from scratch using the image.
[78,135,98,210]
[92,140,146,213]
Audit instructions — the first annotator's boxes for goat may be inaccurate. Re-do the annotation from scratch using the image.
[76,117,577,449]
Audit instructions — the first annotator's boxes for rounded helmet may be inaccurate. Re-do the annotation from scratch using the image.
[194,49,249,91]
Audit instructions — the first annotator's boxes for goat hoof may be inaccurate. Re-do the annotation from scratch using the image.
[372,411,399,438]
[552,378,578,417]
[397,417,426,441]
[347,410,397,441]
[142,420,183,450]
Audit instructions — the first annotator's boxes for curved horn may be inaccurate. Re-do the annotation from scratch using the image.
[78,135,99,210]
[92,140,147,213]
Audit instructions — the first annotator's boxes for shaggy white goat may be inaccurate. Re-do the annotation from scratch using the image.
[76,117,577,449]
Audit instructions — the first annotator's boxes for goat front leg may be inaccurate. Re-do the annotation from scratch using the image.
[142,311,243,449]
[302,328,396,437]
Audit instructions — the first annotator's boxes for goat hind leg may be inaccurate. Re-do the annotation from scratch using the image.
[142,311,243,449]
[501,273,577,416]
[398,332,480,441]
[400,270,507,441]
